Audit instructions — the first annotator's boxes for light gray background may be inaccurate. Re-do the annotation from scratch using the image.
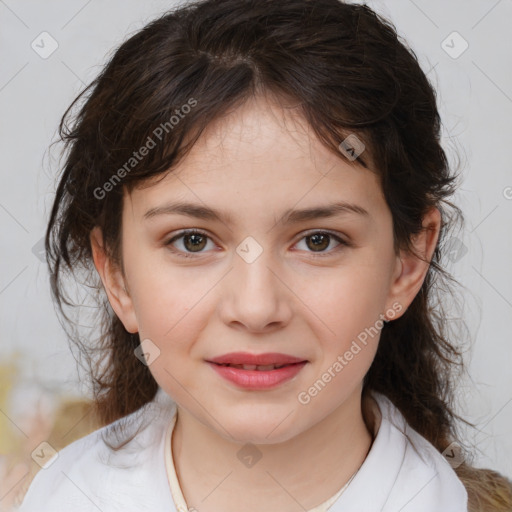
[1,0,511,478]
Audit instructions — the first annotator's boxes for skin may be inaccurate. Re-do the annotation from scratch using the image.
[91,93,441,512]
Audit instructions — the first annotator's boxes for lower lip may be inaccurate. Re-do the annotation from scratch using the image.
[207,361,308,389]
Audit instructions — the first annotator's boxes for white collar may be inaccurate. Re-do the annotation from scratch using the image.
[17,388,468,511]
[160,390,468,512]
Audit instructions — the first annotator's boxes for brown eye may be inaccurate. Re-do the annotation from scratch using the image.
[165,229,214,258]
[182,233,207,252]
[295,231,348,255]
[306,233,331,252]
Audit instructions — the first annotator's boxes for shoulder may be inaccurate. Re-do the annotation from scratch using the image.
[374,392,469,512]
[17,421,112,511]
[334,392,468,512]
[17,389,177,512]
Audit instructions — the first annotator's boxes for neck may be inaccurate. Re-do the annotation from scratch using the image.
[171,388,376,512]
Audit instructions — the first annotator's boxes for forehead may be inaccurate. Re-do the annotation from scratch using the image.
[126,95,386,223]
[171,94,373,176]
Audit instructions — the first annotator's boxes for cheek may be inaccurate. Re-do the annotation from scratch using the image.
[297,272,383,410]
[291,263,388,396]
[296,260,390,342]
[126,246,213,337]
[126,256,215,400]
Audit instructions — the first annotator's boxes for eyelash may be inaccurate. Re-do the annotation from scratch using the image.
[164,229,351,259]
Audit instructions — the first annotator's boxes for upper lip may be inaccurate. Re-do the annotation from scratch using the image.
[206,352,307,366]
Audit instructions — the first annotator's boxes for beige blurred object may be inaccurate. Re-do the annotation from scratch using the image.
[0,357,102,511]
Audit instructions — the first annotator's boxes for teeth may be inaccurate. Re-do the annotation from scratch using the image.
[221,363,289,370]
[256,364,277,371]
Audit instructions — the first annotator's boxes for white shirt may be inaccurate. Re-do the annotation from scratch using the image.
[17,388,468,511]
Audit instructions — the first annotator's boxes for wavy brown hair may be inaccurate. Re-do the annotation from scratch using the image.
[45,0,512,509]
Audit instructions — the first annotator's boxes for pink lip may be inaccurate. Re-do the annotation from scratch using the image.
[206,352,307,366]
[207,361,308,389]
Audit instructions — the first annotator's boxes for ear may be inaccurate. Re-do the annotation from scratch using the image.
[385,207,441,320]
[90,226,139,334]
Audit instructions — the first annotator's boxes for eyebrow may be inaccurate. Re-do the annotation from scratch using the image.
[143,201,370,225]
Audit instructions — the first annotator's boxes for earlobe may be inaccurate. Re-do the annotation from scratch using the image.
[90,227,139,334]
[385,207,441,320]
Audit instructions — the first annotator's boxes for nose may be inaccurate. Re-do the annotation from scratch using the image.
[217,246,293,333]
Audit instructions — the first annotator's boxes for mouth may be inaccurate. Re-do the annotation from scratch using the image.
[205,352,309,389]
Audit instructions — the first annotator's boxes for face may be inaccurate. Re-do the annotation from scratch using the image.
[93,94,435,445]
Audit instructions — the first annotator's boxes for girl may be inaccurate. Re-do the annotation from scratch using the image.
[18,0,512,511]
